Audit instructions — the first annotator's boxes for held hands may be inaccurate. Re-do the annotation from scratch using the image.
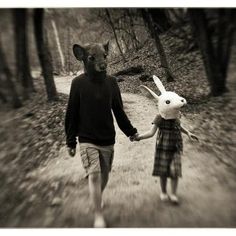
[130,133,141,142]
[67,147,76,157]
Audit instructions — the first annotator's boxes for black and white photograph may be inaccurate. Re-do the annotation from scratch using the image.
[0,2,236,230]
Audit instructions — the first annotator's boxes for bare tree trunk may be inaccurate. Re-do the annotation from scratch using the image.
[0,37,22,109]
[51,19,66,74]
[148,9,171,33]
[33,9,58,101]
[105,9,126,62]
[218,10,235,79]
[122,35,130,52]
[188,9,235,96]
[67,27,71,73]
[189,9,222,95]
[142,9,175,82]
[0,90,7,104]
[127,9,140,50]
[13,9,35,100]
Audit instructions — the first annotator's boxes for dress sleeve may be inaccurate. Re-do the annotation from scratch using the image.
[152,114,162,126]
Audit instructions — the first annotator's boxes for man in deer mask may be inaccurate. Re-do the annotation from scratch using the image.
[65,42,138,227]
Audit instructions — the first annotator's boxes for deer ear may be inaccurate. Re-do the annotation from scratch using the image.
[103,41,109,53]
[73,44,85,61]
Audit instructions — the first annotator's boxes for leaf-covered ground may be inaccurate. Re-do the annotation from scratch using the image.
[1,87,236,227]
[0,80,68,225]
[109,31,210,103]
[0,27,235,227]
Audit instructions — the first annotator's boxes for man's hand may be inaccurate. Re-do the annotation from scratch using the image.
[67,147,76,157]
[130,133,139,142]
[187,132,199,142]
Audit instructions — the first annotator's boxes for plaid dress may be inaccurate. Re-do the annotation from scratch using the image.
[152,115,183,178]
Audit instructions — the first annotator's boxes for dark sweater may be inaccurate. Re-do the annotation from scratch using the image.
[65,73,137,148]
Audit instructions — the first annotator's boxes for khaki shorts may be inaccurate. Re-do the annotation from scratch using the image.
[79,143,114,176]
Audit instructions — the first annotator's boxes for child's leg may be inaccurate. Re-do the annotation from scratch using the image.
[160,177,167,193]
[159,177,168,201]
[170,177,179,203]
[170,177,178,195]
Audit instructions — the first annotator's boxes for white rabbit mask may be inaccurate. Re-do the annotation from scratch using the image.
[141,75,187,120]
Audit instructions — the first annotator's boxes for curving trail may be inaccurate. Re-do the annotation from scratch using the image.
[10,76,236,227]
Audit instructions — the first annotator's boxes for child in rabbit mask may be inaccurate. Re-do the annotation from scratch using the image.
[134,75,198,204]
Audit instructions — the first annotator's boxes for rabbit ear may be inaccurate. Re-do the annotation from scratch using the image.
[153,75,166,94]
[140,85,159,101]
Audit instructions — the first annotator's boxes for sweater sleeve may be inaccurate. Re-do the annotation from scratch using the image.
[111,78,137,137]
[65,78,80,148]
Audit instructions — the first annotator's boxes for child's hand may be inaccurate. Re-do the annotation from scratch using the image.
[133,134,141,141]
[187,132,199,142]
[134,134,141,141]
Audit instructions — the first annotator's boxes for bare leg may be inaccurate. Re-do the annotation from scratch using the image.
[101,171,109,192]
[159,177,168,201]
[170,177,178,195]
[100,171,109,209]
[170,177,179,204]
[160,177,167,193]
[88,172,106,227]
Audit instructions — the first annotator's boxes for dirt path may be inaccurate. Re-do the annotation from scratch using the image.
[10,77,236,227]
